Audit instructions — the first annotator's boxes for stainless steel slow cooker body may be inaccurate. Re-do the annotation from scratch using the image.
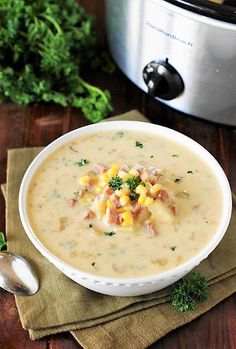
[106,0,236,125]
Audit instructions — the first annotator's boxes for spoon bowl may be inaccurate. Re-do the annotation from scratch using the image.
[0,251,39,296]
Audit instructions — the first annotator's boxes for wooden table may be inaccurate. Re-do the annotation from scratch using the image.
[0,1,235,348]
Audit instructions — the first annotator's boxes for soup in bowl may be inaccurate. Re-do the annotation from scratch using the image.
[19,121,232,296]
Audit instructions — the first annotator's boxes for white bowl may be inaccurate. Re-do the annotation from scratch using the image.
[19,121,232,296]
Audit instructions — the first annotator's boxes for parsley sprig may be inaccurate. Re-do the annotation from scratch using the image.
[126,176,143,201]
[135,141,144,148]
[109,176,122,191]
[171,272,208,312]
[76,159,89,167]
[104,231,116,236]
[0,232,6,250]
[0,0,113,122]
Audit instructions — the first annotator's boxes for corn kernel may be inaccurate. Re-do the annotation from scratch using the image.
[121,221,132,227]
[111,163,120,171]
[106,199,113,208]
[124,189,131,196]
[138,193,146,205]
[81,192,94,205]
[79,176,90,185]
[136,184,147,195]
[95,185,103,193]
[144,196,154,206]
[121,211,134,227]
[122,210,133,220]
[91,177,99,184]
[98,201,106,217]
[115,189,131,197]
[120,195,130,206]
[129,169,139,176]
[100,173,109,185]
[119,171,133,181]
[107,168,118,178]
[144,181,152,189]
[150,184,161,194]
[100,173,109,181]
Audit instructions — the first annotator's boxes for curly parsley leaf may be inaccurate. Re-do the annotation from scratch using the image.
[135,141,144,148]
[0,232,6,251]
[76,159,89,167]
[104,231,116,236]
[171,272,208,312]
[0,0,113,122]
[126,176,142,201]
[109,176,122,191]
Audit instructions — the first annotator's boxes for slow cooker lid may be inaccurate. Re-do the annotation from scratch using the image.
[164,0,236,23]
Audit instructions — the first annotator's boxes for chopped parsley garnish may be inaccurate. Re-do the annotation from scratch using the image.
[109,176,122,190]
[187,170,193,174]
[112,131,124,140]
[176,190,190,199]
[126,176,142,201]
[135,141,144,148]
[150,155,154,158]
[52,188,60,198]
[74,191,80,199]
[91,262,96,267]
[172,154,179,157]
[104,231,116,236]
[170,246,176,251]
[0,232,6,250]
[171,272,208,312]
[76,159,89,167]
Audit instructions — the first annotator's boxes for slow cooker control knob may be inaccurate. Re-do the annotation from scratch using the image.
[143,60,184,100]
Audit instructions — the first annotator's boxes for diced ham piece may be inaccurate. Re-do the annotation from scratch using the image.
[140,169,158,185]
[133,163,145,173]
[132,203,142,217]
[148,174,157,185]
[140,169,149,182]
[118,214,123,224]
[94,163,107,173]
[145,221,158,237]
[76,189,84,198]
[171,204,178,216]
[158,189,169,204]
[67,198,76,207]
[110,193,121,208]
[105,207,120,225]
[82,209,94,219]
[104,186,114,196]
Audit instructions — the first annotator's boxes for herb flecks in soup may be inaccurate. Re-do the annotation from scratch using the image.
[27,130,222,278]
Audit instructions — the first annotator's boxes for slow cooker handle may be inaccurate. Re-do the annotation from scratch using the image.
[145,73,163,97]
[143,60,184,100]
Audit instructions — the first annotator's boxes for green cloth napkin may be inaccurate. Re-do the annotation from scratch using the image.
[4,110,236,349]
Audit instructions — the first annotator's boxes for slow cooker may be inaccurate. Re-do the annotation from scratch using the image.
[105,0,236,125]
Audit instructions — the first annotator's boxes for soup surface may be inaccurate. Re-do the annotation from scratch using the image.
[27,130,222,277]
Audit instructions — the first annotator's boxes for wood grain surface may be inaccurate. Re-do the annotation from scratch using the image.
[0,1,235,348]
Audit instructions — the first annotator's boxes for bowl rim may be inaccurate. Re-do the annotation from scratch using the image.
[18,120,232,285]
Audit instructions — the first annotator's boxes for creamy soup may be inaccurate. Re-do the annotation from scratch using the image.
[27,130,222,278]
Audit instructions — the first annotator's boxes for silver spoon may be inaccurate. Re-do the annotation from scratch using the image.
[0,251,39,296]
